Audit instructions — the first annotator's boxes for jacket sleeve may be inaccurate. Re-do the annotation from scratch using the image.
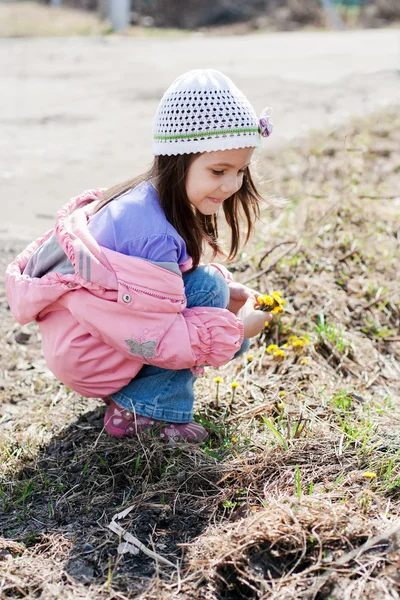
[60,289,244,370]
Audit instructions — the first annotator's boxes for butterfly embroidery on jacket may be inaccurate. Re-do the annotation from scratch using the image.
[125,338,157,359]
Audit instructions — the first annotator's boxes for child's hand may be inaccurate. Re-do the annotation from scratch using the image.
[237,297,272,338]
[228,282,259,315]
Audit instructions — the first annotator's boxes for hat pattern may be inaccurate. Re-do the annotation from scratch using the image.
[152,69,261,156]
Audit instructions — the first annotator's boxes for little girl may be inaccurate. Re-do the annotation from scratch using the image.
[6,69,274,444]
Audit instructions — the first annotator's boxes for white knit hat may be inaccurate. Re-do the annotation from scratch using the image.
[152,69,269,156]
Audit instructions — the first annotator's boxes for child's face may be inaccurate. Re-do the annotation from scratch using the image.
[185,147,254,216]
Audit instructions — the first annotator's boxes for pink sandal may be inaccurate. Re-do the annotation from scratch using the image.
[104,399,208,443]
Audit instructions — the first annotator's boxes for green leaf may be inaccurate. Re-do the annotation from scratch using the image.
[261,417,289,451]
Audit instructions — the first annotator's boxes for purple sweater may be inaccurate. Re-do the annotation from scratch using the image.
[88,181,191,272]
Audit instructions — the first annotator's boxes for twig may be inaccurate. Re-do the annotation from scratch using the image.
[225,402,271,423]
[338,240,358,262]
[358,194,398,199]
[108,520,176,567]
[243,242,300,284]
[336,522,400,566]
[258,240,298,270]
[307,522,400,600]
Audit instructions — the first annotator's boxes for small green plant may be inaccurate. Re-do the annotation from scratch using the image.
[361,317,396,339]
[14,480,36,506]
[332,390,353,411]
[315,312,349,353]
[222,500,236,509]
[294,465,301,500]
[134,455,142,475]
[261,416,289,451]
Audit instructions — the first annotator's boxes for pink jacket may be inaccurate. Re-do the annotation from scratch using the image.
[5,190,244,398]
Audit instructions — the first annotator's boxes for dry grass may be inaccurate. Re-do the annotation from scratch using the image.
[0,2,107,37]
[1,107,400,599]
[0,2,187,37]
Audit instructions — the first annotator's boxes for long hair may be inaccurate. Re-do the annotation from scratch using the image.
[94,154,262,270]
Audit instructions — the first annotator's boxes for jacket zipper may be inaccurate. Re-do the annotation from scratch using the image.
[123,283,185,303]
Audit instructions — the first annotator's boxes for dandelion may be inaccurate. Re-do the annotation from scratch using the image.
[301,358,308,365]
[266,344,278,353]
[277,402,285,410]
[257,294,275,311]
[271,305,284,314]
[246,354,254,362]
[278,391,286,397]
[231,381,239,404]
[231,437,238,443]
[292,339,305,354]
[362,472,377,479]
[213,376,223,407]
[257,291,286,314]
[272,291,286,305]
[287,335,298,343]
[273,349,286,361]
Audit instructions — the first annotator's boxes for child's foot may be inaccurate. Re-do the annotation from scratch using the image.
[104,399,208,443]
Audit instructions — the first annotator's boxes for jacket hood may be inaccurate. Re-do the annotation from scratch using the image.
[6,190,105,324]
[5,189,186,325]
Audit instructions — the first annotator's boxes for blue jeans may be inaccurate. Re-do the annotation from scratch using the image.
[111,265,250,423]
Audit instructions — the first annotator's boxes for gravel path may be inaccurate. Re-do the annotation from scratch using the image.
[0,28,399,239]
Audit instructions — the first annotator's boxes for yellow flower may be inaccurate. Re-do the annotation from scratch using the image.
[231,437,238,443]
[264,321,270,328]
[277,402,285,409]
[272,291,287,305]
[287,335,298,344]
[257,294,275,310]
[292,339,305,354]
[230,381,239,404]
[273,349,286,361]
[299,336,310,344]
[362,472,377,479]
[278,391,286,397]
[271,305,284,314]
[213,377,223,384]
[293,339,304,348]
[266,344,278,353]
[301,358,308,365]
[246,354,254,361]
[257,291,286,314]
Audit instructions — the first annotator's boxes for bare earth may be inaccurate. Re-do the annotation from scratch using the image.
[0,27,399,240]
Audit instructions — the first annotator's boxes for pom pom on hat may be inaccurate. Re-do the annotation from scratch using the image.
[152,69,268,156]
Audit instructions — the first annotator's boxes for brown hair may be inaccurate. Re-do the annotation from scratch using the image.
[94,154,262,270]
